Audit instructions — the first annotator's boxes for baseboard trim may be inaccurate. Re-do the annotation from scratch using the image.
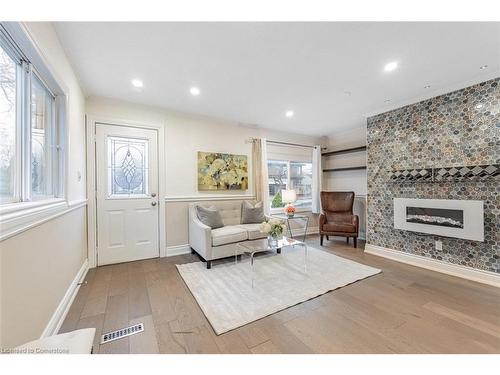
[42,259,89,338]
[364,244,500,288]
[290,226,319,237]
[166,244,192,257]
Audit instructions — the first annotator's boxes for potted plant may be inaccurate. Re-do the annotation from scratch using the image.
[285,205,296,218]
[260,218,287,247]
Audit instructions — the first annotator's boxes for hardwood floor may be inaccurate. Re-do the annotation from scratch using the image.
[59,237,500,354]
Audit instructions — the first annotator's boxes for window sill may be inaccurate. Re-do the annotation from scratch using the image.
[0,198,66,217]
[0,198,86,241]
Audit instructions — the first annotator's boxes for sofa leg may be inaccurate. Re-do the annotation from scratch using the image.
[206,261,212,269]
[320,235,323,246]
[346,237,349,244]
[353,237,357,248]
[326,235,329,240]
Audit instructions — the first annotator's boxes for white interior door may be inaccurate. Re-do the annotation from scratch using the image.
[96,123,159,266]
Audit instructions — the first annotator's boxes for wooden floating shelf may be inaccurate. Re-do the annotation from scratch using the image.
[323,166,367,172]
[321,146,367,156]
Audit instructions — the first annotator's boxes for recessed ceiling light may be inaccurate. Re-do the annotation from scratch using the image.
[344,91,352,96]
[285,110,294,118]
[190,87,200,96]
[384,61,398,72]
[424,85,431,89]
[131,79,143,88]
[479,65,488,70]
[475,103,483,109]
[384,99,391,103]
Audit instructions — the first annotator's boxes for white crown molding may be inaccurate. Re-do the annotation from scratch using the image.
[165,194,256,203]
[365,244,500,288]
[0,199,88,241]
[41,259,89,338]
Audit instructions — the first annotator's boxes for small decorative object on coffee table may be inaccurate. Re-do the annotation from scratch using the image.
[260,217,287,247]
[282,189,297,218]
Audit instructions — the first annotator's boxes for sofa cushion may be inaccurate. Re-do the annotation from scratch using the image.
[197,205,224,229]
[241,201,265,224]
[322,222,356,233]
[211,226,248,246]
[237,223,268,240]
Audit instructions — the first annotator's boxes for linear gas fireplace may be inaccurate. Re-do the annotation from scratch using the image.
[394,198,484,241]
[406,207,464,229]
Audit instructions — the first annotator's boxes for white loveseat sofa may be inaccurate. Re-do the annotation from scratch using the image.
[188,201,269,268]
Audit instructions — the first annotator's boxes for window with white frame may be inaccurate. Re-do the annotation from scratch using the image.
[268,160,312,211]
[0,27,63,205]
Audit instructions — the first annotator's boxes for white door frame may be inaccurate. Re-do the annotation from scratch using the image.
[86,115,166,268]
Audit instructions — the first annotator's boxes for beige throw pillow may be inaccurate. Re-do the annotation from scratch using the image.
[241,201,265,224]
[196,205,224,229]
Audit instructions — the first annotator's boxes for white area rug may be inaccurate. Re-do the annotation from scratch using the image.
[176,246,381,335]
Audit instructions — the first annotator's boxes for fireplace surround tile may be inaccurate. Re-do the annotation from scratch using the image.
[367,78,499,273]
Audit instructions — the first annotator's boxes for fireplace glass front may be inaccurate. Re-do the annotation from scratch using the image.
[406,207,464,229]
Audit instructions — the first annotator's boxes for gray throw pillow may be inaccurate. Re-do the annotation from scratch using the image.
[196,205,224,229]
[241,201,265,224]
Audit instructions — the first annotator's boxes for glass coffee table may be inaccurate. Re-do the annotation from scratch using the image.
[235,236,308,287]
[271,214,310,242]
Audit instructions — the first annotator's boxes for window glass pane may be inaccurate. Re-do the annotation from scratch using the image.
[31,75,54,197]
[267,160,288,208]
[107,136,149,197]
[0,44,17,201]
[290,161,312,208]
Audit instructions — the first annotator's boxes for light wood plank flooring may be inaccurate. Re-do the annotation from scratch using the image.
[59,237,500,354]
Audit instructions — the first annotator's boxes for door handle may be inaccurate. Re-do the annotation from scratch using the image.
[151,193,157,197]
[151,201,157,206]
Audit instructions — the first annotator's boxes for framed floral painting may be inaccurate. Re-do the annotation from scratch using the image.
[197,151,248,191]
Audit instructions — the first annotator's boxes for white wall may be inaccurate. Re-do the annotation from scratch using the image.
[0,22,88,348]
[86,97,323,249]
[1,207,87,347]
[323,125,367,238]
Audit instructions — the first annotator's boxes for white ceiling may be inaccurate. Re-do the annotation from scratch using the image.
[54,22,500,136]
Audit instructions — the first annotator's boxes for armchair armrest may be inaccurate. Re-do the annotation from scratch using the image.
[319,213,327,228]
[351,214,359,233]
[188,204,212,259]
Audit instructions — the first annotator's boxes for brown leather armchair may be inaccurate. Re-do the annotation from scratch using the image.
[319,191,359,248]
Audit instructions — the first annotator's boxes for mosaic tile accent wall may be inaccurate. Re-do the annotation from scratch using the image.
[367,78,499,273]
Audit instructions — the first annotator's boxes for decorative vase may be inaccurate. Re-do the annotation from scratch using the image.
[287,212,294,218]
[268,234,279,248]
